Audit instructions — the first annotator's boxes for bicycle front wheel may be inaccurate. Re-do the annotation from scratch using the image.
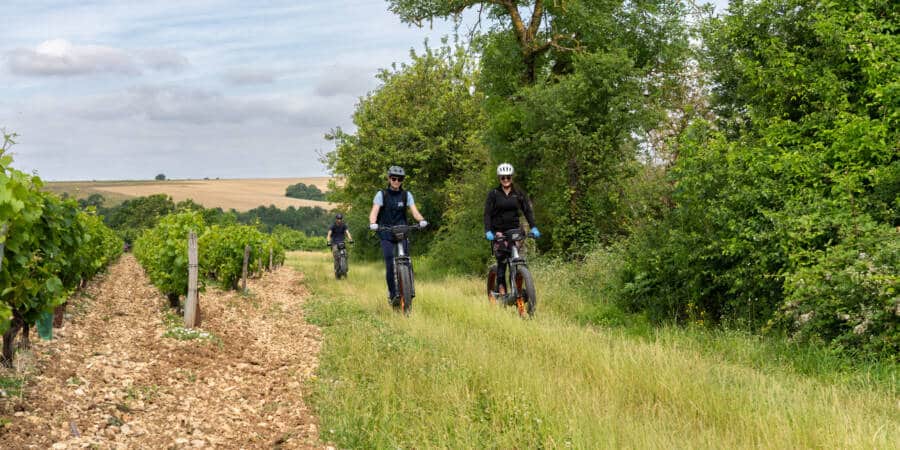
[397,264,414,315]
[339,255,348,278]
[515,267,537,318]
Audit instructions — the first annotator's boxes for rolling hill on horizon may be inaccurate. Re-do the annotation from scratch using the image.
[45,177,336,212]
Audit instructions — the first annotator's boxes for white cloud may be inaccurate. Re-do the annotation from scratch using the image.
[6,39,189,77]
[59,85,344,129]
[7,39,138,76]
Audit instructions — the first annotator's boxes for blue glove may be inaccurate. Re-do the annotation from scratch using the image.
[485,231,494,241]
[530,227,540,238]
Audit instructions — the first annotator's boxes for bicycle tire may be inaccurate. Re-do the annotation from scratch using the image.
[515,267,537,318]
[339,255,348,278]
[397,263,414,315]
[486,264,499,305]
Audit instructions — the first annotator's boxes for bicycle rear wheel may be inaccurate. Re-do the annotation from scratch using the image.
[397,264,414,315]
[514,267,537,318]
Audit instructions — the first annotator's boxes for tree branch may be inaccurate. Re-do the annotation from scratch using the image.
[499,0,529,49]
[531,33,582,55]
[526,0,544,41]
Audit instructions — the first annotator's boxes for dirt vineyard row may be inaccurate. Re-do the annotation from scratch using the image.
[1,254,325,449]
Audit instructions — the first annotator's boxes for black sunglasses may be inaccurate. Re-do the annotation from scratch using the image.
[499,175,512,181]
[390,176,404,182]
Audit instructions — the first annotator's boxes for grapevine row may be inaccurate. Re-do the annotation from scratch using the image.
[1,137,122,367]
[133,211,285,304]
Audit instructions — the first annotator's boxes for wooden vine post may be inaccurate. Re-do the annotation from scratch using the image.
[241,244,251,292]
[268,247,273,271]
[184,231,200,328]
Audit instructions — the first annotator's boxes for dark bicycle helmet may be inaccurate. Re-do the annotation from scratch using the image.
[387,166,406,177]
[335,213,343,219]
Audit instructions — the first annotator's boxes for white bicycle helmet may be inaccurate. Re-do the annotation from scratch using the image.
[387,166,406,177]
[496,163,514,176]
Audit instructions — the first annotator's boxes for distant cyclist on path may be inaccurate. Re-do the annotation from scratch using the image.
[326,213,353,264]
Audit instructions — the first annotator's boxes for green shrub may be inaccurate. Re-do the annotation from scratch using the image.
[133,211,206,298]
[285,182,326,200]
[199,224,284,289]
[272,225,321,251]
[773,222,899,359]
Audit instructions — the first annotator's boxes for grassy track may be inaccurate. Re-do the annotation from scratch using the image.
[290,251,898,449]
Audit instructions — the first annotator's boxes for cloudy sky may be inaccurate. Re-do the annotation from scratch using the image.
[1,1,469,180]
[3,1,729,181]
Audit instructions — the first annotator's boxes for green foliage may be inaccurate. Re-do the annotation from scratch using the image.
[234,205,331,236]
[324,42,487,260]
[380,0,691,256]
[77,193,105,210]
[774,220,899,357]
[285,182,326,201]
[133,211,206,297]
[271,225,320,251]
[104,194,175,235]
[474,0,690,254]
[155,173,166,181]
[425,168,494,274]
[199,224,284,289]
[619,0,899,357]
[0,132,121,338]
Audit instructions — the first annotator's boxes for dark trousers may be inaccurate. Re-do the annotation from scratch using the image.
[493,241,516,290]
[331,243,342,271]
[381,239,408,299]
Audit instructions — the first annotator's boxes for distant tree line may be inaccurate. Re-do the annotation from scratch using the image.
[77,193,333,244]
[285,182,326,201]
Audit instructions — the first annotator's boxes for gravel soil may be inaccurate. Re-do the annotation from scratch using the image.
[0,254,324,449]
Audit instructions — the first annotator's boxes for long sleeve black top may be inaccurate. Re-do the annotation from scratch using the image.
[483,186,536,233]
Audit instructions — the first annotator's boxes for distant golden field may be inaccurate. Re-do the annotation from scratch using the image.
[44,177,336,212]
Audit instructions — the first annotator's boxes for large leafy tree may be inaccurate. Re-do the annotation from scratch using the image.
[390,0,690,253]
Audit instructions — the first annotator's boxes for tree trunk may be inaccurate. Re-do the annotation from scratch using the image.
[1,316,23,368]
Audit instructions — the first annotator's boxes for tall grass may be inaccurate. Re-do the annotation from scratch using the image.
[292,251,898,449]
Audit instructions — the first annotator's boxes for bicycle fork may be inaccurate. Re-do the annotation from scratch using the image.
[507,245,527,314]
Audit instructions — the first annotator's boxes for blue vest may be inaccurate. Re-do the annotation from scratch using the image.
[377,188,409,239]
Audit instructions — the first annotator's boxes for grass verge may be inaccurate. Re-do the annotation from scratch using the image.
[292,251,898,449]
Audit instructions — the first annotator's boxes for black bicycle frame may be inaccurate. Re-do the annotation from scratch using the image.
[494,228,531,305]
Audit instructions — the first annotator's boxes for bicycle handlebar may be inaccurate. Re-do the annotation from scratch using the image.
[492,229,534,242]
[375,224,423,233]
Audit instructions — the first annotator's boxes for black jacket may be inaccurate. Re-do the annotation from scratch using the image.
[484,186,536,233]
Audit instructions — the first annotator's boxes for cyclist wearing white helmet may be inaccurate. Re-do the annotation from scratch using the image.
[368,166,427,304]
[484,162,540,295]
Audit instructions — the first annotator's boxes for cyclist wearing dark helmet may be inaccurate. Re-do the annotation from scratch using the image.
[484,163,540,295]
[326,213,353,255]
[368,166,427,305]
